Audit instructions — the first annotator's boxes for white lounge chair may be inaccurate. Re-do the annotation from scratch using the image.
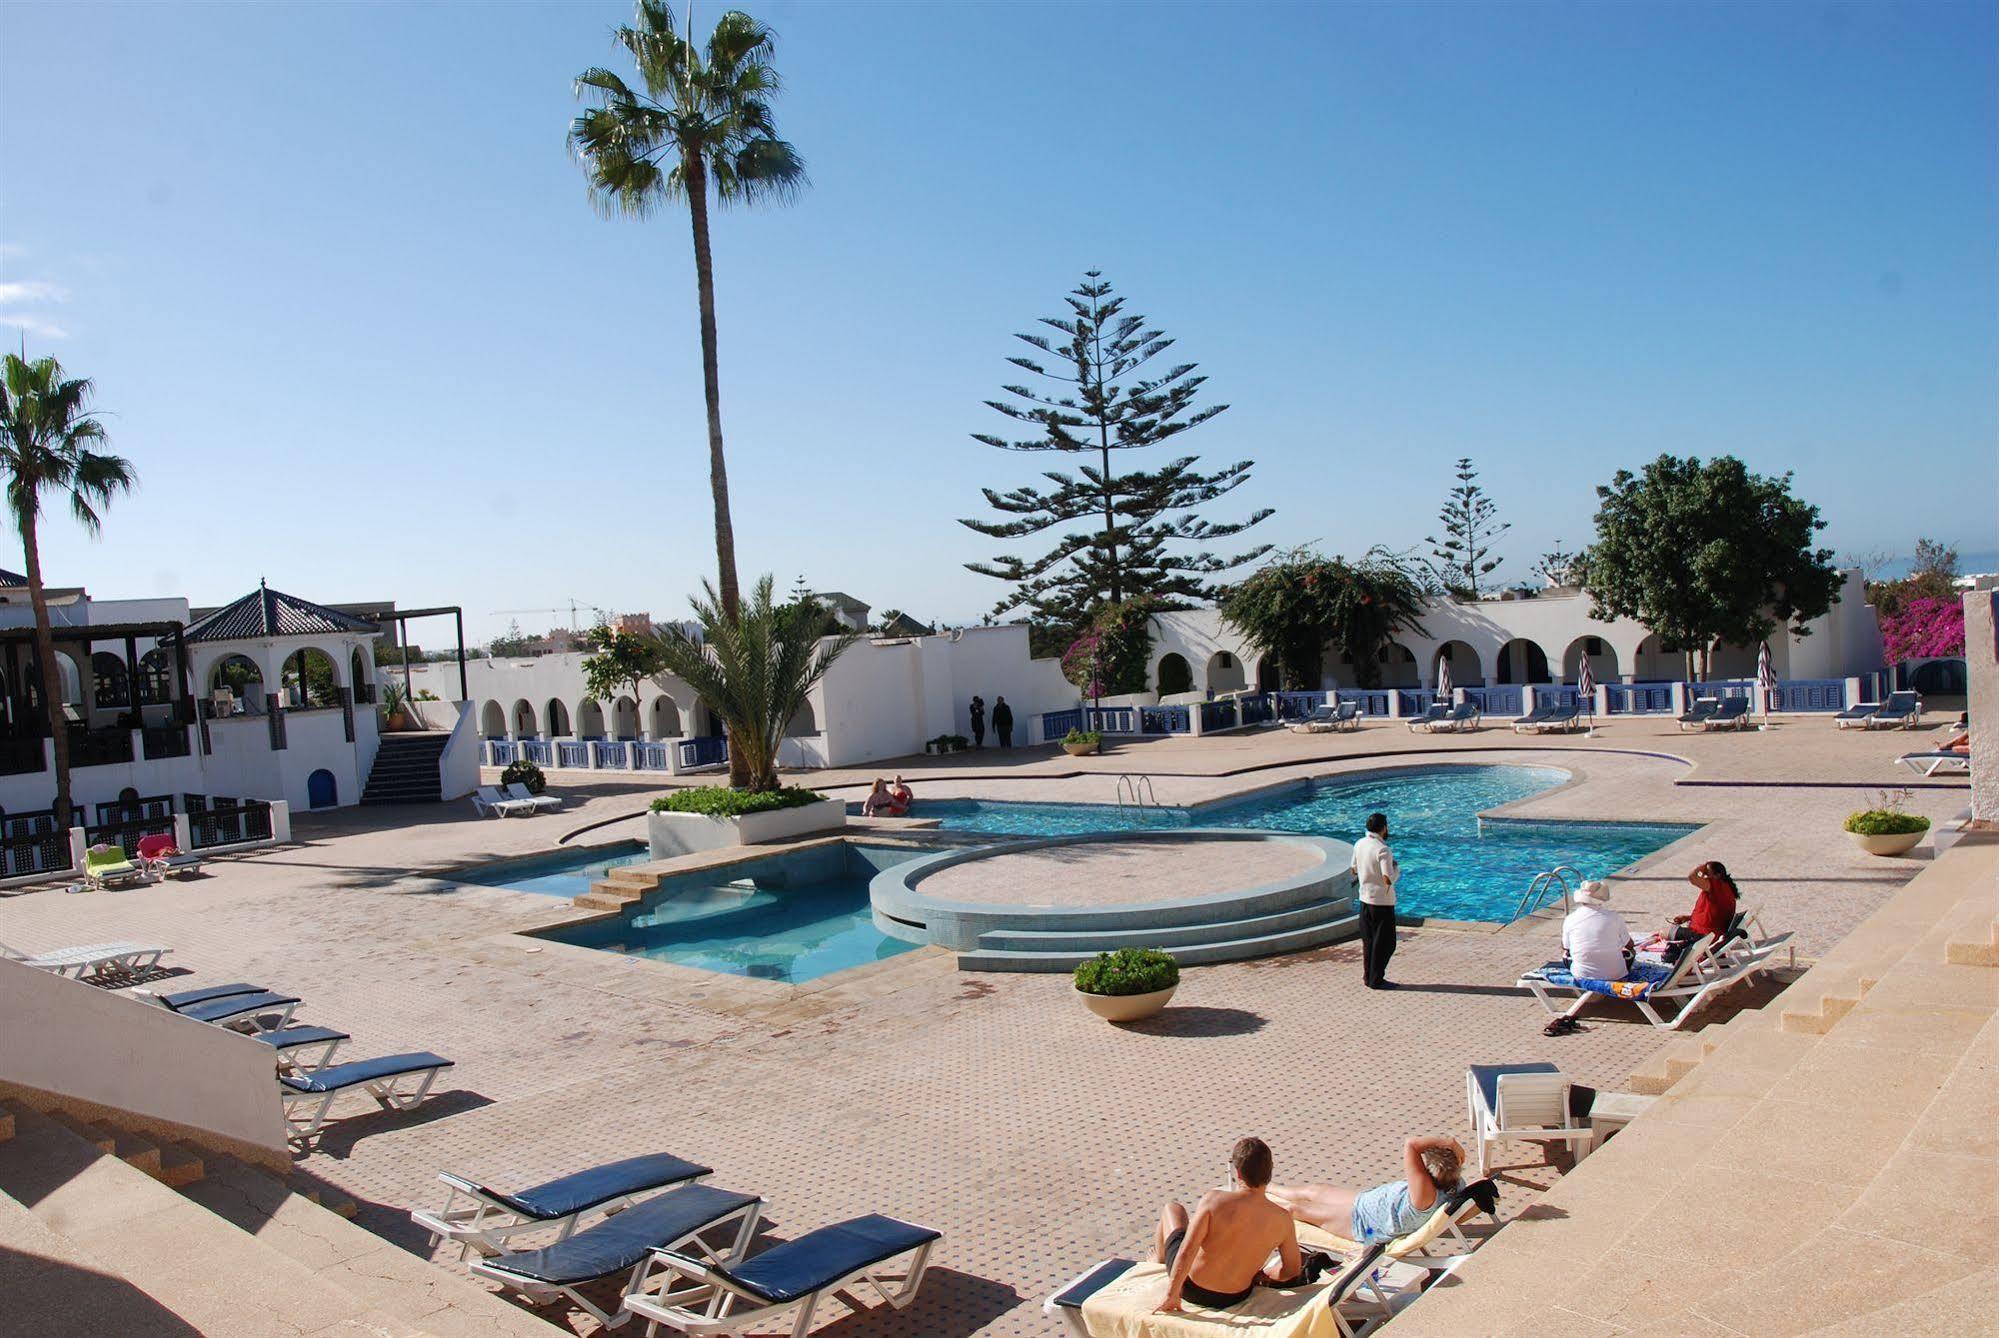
[1898,750,1969,777]
[145,985,302,1033]
[623,1213,941,1337]
[1044,1240,1419,1338]
[471,1183,763,1330]
[1519,934,1740,1030]
[413,1151,713,1259]
[279,1050,455,1141]
[1833,701,1879,729]
[505,782,563,813]
[252,1025,349,1074]
[472,786,536,818]
[0,939,170,979]
[1465,1062,1593,1177]
[1296,1179,1500,1272]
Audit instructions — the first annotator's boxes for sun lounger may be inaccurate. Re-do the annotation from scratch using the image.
[505,781,563,813]
[1833,701,1879,728]
[134,832,203,879]
[1428,702,1480,732]
[470,1182,763,1330]
[1297,1181,1499,1271]
[1702,697,1751,730]
[1675,698,1719,731]
[1519,934,1735,1030]
[252,1025,349,1074]
[1466,1063,1591,1177]
[279,1050,455,1141]
[83,843,149,890]
[1405,703,1450,732]
[162,989,302,1032]
[1287,703,1338,733]
[1045,1240,1420,1338]
[1510,703,1561,732]
[1862,691,1921,730]
[0,938,170,979]
[472,785,535,818]
[152,981,264,1009]
[1898,750,1969,776]
[413,1151,713,1258]
[624,1212,941,1337]
[1513,703,1582,734]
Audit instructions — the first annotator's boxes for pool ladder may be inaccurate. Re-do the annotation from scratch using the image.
[1114,774,1163,824]
[1516,864,1587,919]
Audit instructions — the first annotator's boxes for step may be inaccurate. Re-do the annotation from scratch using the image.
[47,1111,115,1155]
[156,1141,206,1188]
[975,897,1353,954]
[1944,920,1999,968]
[0,1101,423,1335]
[960,911,1361,972]
[0,1181,198,1335]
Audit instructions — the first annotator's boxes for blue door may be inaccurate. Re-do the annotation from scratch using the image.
[307,769,338,809]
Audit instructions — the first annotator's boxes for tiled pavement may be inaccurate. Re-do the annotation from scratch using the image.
[0,722,1966,1335]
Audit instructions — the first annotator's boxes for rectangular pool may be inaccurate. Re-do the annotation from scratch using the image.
[450,841,653,898]
[533,842,923,984]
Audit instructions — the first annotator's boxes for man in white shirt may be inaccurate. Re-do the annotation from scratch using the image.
[1546,880,1634,1035]
[1351,812,1400,989]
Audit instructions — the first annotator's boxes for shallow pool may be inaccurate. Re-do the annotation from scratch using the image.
[451,841,652,898]
[534,842,922,984]
[925,766,1697,922]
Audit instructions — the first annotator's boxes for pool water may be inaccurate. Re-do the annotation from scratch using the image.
[534,843,921,984]
[451,841,653,898]
[927,766,1697,922]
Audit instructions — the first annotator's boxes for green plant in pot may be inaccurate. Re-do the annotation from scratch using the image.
[379,681,410,732]
[500,759,547,796]
[1073,947,1179,1022]
[1062,728,1103,757]
[1843,790,1930,857]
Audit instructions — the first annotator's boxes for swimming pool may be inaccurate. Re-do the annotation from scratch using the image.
[450,841,653,898]
[925,766,1697,922]
[534,842,923,984]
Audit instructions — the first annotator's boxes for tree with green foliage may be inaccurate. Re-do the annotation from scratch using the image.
[1581,455,1841,680]
[571,1,805,785]
[644,575,857,790]
[1425,457,1509,598]
[1532,540,1585,589]
[0,354,136,824]
[960,271,1272,629]
[1060,599,1158,698]
[581,625,667,734]
[489,619,535,658]
[1219,548,1429,689]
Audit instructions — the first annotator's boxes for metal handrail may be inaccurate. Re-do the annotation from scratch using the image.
[1516,865,1586,919]
[1113,774,1160,822]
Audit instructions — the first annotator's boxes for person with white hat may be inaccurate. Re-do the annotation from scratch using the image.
[1544,879,1634,1037]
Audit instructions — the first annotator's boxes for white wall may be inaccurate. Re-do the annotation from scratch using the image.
[1966,592,1997,824]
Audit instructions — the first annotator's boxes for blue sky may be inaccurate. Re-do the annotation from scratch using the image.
[4,0,1994,643]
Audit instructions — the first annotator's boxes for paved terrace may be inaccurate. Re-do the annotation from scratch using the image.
[0,718,1970,1336]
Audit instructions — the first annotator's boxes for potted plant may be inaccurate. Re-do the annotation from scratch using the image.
[1062,727,1103,757]
[379,681,411,732]
[925,733,969,755]
[500,758,547,796]
[1843,799,1930,857]
[647,785,845,856]
[1073,947,1180,1022]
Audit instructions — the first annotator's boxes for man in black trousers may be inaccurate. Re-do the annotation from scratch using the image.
[1351,811,1400,989]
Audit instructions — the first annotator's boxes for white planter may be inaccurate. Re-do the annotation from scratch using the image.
[1847,829,1926,857]
[1076,984,1177,1023]
[648,797,847,857]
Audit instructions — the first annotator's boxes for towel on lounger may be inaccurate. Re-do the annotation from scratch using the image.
[1531,959,1675,1000]
[1078,1261,1344,1338]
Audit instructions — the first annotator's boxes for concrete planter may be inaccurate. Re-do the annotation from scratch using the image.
[1847,829,1926,857]
[648,797,846,858]
[1076,984,1176,1023]
[1062,741,1100,757]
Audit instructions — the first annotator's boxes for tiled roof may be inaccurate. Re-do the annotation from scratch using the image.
[0,569,26,587]
[184,582,379,642]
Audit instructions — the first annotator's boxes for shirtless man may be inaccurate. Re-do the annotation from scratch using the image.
[1154,1137,1301,1313]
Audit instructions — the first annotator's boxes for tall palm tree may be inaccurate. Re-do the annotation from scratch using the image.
[570,2,806,785]
[0,354,136,825]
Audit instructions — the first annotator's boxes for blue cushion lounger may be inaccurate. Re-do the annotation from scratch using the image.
[1676,698,1719,730]
[1406,703,1450,732]
[412,1152,714,1258]
[1864,691,1922,730]
[470,1183,762,1330]
[1898,750,1970,777]
[1835,701,1880,728]
[1703,697,1752,730]
[278,1050,454,1141]
[251,1025,349,1073]
[1333,700,1364,730]
[624,1212,942,1336]
[170,990,302,1033]
[156,981,265,1009]
[1510,703,1560,732]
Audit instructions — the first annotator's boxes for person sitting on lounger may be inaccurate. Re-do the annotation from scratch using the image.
[1268,1136,1467,1245]
[1154,1137,1301,1314]
[1935,730,1970,756]
[1635,860,1738,960]
[1543,880,1633,1036]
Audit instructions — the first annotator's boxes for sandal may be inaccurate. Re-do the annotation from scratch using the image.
[1543,1017,1580,1037]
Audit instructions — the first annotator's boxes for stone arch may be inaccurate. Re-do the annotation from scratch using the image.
[649,696,682,738]
[208,654,264,708]
[1376,641,1421,689]
[91,652,130,709]
[349,647,373,698]
[1155,653,1193,695]
[1494,638,1553,685]
[1254,658,1279,692]
[544,697,570,736]
[281,647,342,709]
[137,648,173,705]
[611,696,639,740]
[306,768,338,809]
[512,698,538,736]
[1631,634,1682,682]
[1431,640,1484,687]
[1205,650,1245,693]
[479,701,507,738]
[576,698,606,739]
[1561,635,1618,683]
[785,699,817,737]
[1708,642,1761,680]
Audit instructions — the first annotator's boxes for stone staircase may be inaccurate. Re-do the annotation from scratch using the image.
[957,895,1360,971]
[361,732,449,806]
[0,1094,564,1336]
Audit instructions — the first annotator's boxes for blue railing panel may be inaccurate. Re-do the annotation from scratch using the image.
[678,735,729,768]
[1084,706,1138,735]
[1770,678,1845,712]
[1040,709,1083,742]
[1462,686,1523,716]
[1141,705,1191,735]
[1271,691,1328,721]
[633,741,672,770]
[1238,694,1274,727]
[1686,679,1753,702]
[1530,685,1585,710]
[1198,699,1238,732]
[555,741,590,769]
[521,739,553,766]
[1396,688,1437,716]
[1604,682,1674,714]
[1338,689,1393,717]
[487,739,518,765]
[592,741,629,768]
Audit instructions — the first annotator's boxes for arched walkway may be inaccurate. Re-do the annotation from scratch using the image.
[649,696,682,738]
[1377,641,1420,689]
[576,698,606,740]
[480,701,507,738]
[1156,653,1193,695]
[544,697,570,736]
[1204,651,1245,693]
[785,700,817,737]
[612,696,639,741]
[1709,642,1763,680]
[1562,636,1619,684]
[349,648,373,702]
[1632,635,1681,682]
[1495,638,1553,686]
[91,652,130,710]
[1432,641,1484,687]
[209,655,264,709]
[281,647,341,709]
[513,698,538,737]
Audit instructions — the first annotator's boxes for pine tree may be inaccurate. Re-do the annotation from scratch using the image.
[960,271,1272,628]
[1425,457,1509,597]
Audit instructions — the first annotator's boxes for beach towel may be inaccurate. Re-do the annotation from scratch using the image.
[1530,959,1675,1000]
[1078,1261,1344,1338]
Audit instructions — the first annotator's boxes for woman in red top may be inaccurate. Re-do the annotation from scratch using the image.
[1669,861,1738,948]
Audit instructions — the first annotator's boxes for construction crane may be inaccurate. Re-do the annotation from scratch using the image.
[491,599,609,632]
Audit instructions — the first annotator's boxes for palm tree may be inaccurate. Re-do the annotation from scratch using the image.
[570,2,806,785]
[648,574,856,791]
[0,355,136,825]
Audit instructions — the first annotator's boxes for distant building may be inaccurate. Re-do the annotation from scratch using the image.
[811,592,871,631]
[876,611,935,639]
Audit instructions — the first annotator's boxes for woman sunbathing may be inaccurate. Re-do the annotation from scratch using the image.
[1268,1136,1465,1245]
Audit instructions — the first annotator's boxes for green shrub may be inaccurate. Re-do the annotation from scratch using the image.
[650,786,826,818]
[499,759,546,795]
[1073,947,1179,997]
[1062,728,1103,748]
[927,734,969,750]
[1843,809,1930,837]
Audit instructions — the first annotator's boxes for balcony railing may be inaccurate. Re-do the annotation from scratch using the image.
[0,737,46,776]
[68,728,135,768]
